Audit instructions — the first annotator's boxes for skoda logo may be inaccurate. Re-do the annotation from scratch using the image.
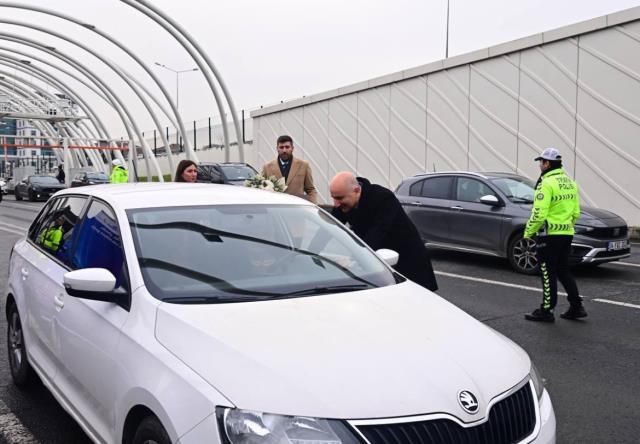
[458,390,479,414]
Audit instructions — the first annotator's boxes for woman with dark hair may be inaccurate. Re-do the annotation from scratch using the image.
[174,160,198,183]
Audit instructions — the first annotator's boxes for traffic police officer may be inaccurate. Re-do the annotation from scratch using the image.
[524,148,587,322]
[110,158,129,184]
[38,213,65,253]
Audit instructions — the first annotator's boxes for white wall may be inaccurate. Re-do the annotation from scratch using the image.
[251,8,640,227]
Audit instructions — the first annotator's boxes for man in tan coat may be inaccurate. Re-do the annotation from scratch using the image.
[261,135,318,204]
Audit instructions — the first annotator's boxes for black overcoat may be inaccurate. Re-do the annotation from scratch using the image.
[332,177,438,291]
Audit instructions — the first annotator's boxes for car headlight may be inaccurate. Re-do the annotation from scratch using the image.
[529,363,545,400]
[216,407,361,444]
[574,224,594,234]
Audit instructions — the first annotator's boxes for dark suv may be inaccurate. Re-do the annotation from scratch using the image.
[196,162,258,185]
[395,172,631,274]
[71,171,110,187]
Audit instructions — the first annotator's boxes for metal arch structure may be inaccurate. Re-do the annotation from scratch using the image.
[0,67,109,173]
[0,74,110,177]
[0,3,197,175]
[0,44,129,169]
[0,82,130,185]
[119,0,244,162]
[0,33,147,171]
[0,20,166,181]
[0,1,245,173]
[120,0,245,162]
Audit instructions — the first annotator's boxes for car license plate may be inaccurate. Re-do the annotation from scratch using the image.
[608,240,629,251]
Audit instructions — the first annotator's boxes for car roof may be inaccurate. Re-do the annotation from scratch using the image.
[54,183,312,210]
[409,171,532,181]
[410,171,488,179]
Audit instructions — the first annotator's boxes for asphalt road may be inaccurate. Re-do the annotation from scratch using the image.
[0,195,638,443]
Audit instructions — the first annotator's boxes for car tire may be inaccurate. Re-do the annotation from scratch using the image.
[14,190,22,201]
[132,416,171,444]
[7,303,34,387]
[507,233,539,275]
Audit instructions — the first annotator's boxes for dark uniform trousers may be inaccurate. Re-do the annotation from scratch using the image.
[536,235,581,310]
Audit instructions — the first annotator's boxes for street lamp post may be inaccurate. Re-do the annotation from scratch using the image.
[154,62,198,113]
[445,0,450,59]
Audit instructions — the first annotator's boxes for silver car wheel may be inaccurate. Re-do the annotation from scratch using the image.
[513,237,538,271]
[9,311,24,370]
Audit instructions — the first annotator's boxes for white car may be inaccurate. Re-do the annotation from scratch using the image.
[6,183,555,444]
[0,178,6,194]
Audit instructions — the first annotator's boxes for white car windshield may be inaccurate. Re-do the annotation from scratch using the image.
[128,205,398,303]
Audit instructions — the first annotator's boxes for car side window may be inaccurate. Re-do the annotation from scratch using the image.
[28,198,62,242]
[456,178,496,203]
[34,197,88,261]
[70,200,128,290]
[409,181,423,197]
[420,177,453,199]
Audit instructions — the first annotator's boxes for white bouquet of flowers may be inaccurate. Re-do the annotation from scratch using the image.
[244,174,287,192]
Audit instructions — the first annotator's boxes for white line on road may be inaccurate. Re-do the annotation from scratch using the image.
[434,271,572,297]
[609,261,640,268]
[0,221,27,231]
[0,399,38,443]
[593,298,640,310]
[0,222,25,236]
[0,226,25,236]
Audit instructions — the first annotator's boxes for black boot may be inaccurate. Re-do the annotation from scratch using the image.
[525,308,555,322]
[560,305,587,320]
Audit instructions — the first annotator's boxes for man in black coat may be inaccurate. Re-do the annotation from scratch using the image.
[329,172,438,291]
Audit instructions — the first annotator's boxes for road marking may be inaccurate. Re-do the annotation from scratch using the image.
[0,226,25,236]
[0,221,27,231]
[609,261,640,268]
[593,298,640,310]
[0,399,38,443]
[0,222,25,236]
[434,271,572,297]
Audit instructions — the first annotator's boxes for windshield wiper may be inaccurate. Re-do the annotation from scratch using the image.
[505,195,533,203]
[162,296,229,304]
[272,284,372,298]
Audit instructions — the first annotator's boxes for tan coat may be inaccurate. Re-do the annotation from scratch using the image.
[261,157,318,204]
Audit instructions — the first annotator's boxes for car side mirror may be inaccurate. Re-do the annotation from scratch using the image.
[479,195,501,206]
[64,268,128,308]
[376,249,399,266]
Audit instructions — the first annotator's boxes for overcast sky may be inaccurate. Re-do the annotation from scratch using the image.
[2,0,640,137]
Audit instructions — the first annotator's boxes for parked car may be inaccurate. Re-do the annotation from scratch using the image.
[196,162,258,185]
[71,171,110,187]
[14,175,66,201]
[0,177,7,195]
[6,183,554,444]
[396,171,631,274]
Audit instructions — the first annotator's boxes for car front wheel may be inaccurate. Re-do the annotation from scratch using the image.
[508,234,539,275]
[132,416,171,444]
[7,303,33,386]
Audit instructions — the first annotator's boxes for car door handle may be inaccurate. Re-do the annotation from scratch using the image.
[54,293,65,310]
[450,206,463,211]
[20,267,29,279]
[411,201,423,206]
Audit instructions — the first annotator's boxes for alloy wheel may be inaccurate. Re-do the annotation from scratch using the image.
[8,312,24,372]
[512,237,538,272]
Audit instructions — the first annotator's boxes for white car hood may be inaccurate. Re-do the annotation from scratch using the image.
[155,281,530,420]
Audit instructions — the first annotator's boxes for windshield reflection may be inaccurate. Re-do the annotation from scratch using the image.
[128,205,396,303]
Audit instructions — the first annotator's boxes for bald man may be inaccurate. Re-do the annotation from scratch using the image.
[329,172,438,291]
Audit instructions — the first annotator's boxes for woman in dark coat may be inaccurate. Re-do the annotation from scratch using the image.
[330,173,438,291]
